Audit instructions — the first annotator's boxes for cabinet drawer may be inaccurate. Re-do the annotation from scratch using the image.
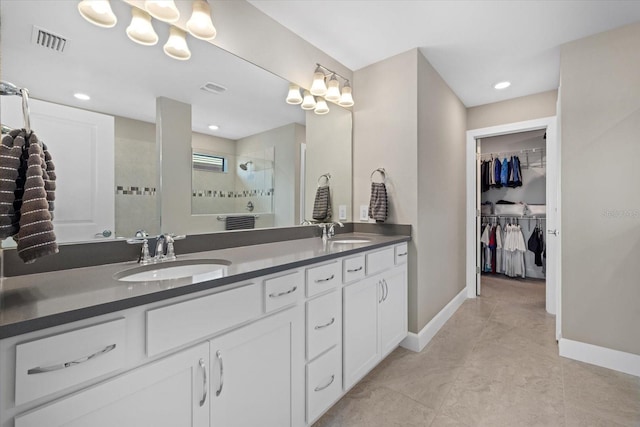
[395,243,408,264]
[342,255,365,283]
[306,261,341,298]
[366,247,395,275]
[306,346,342,424]
[306,290,341,361]
[264,270,304,313]
[147,283,262,356]
[15,318,126,406]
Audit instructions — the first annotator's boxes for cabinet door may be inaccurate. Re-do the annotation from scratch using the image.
[379,266,408,357]
[15,343,209,427]
[343,275,380,390]
[210,307,302,427]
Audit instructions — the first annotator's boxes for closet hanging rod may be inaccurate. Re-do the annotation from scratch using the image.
[216,215,259,220]
[482,214,546,220]
[479,147,545,159]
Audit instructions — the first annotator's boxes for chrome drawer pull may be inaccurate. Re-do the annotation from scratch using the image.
[27,344,117,375]
[346,266,363,273]
[216,350,224,397]
[269,286,297,298]
[314,317,336,330]
[199,358,208,407]
[397,252,408,257]
[314,374,335,392]
[314,274,335,283]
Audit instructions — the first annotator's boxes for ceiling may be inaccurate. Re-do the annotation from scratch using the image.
[1,0,304,140]
[248,0,640,107]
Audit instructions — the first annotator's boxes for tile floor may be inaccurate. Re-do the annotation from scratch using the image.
[314,275,640,427]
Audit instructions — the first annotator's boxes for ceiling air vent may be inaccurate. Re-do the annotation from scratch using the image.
[31,26,67,53]
[200,82,227,95]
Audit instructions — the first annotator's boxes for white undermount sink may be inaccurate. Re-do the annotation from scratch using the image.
[330,238,372,244]
[114,259,231,283]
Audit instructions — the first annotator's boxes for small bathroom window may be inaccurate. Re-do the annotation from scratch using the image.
[192,152,227,173]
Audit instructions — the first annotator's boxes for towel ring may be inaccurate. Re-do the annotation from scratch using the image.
[370,168,386,183]
[317,173,331,187]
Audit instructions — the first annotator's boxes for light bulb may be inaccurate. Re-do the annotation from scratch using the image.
[310,67,327,96]
[314,97,330,115]
[338,82,354,107]
[494,81,511,90]
[144,0,180,23]
[78,0,117,28]
[187,0,217,40]
[286,84,303,105]
[163,27,191,60]
[301,91,316,110]
[325,74,341,102]
[126,7,159,46]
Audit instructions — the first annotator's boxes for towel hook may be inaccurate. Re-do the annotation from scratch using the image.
[317,173,331,187]
[370,168,386,183]
[20,88,31,134]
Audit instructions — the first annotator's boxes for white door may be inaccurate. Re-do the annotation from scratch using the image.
[15,342,209,427]
[476,141,482,295]
[545,118,559,319]
[209,308,296,427]
[1,96,114,244]
[343,275,380,390]
[379,266,408,357]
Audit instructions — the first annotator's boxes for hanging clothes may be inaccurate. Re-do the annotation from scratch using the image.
[527,226,545,267]
[503,223,526,278]
[500,158,509,186]
[480,223,491,272]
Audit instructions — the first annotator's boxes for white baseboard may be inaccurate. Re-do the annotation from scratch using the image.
[401,288,467,353]
[559,338,640,378]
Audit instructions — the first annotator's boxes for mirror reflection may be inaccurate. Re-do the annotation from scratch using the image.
[0,0,352,245]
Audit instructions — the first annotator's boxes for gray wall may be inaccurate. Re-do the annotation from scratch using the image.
[353,50,419,331]
[560,22,640,356]
[467,90,557,130]
[353,49,467,334]
[416,52,467,329]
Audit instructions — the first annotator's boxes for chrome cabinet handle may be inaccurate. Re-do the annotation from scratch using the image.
[314,274,335,283]
[383,279,389,301]
[27,344,117,375]
[269,286,297,298]
[314,317,335,330]
[314,374,335,392]
[215,351,224,397]
[397,252,408,257]
[199,358,208,407]
[347,266,363,273]
[379,281,384,303]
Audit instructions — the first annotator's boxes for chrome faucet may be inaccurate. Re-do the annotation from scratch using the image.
[318,221,344,242]
[154,234,166,262]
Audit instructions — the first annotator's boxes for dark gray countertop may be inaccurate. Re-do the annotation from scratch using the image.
[0,233,409,339]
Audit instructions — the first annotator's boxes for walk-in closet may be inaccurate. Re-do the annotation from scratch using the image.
[477,129,547,297]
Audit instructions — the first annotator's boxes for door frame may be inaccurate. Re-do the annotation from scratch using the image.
[465,116,561,339]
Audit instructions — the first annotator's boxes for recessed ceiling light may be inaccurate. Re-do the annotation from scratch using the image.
[74,92,91,100]
[494,81,511,90]
[208,125,219,130]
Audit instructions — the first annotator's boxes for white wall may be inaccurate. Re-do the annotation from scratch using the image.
[467,90,557,130]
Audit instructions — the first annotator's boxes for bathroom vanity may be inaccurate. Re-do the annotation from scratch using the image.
[0,233,409,427]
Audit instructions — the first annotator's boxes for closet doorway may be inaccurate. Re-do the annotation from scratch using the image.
[465,117,560,340]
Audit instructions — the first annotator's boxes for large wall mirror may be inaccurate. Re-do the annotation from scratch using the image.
[0,0,352,245]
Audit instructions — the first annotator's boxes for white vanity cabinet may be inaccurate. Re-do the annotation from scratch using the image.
[343,247,408,390]
[15,342,209,427]
[209,306,304,427]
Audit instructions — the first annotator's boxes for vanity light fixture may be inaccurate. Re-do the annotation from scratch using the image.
[310,65,328,96]
[286,84,303,105]
[314,97,330,115]
[163,27,191,60]
[187,0,217,40]
[301,90,317,110]
[126,7,159,46]
[338,81,354,107]
[77,0,117,28]
[325,74,341,102]
[73,93,91,101]
[494,81,511,90]
[144,0,180,23]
